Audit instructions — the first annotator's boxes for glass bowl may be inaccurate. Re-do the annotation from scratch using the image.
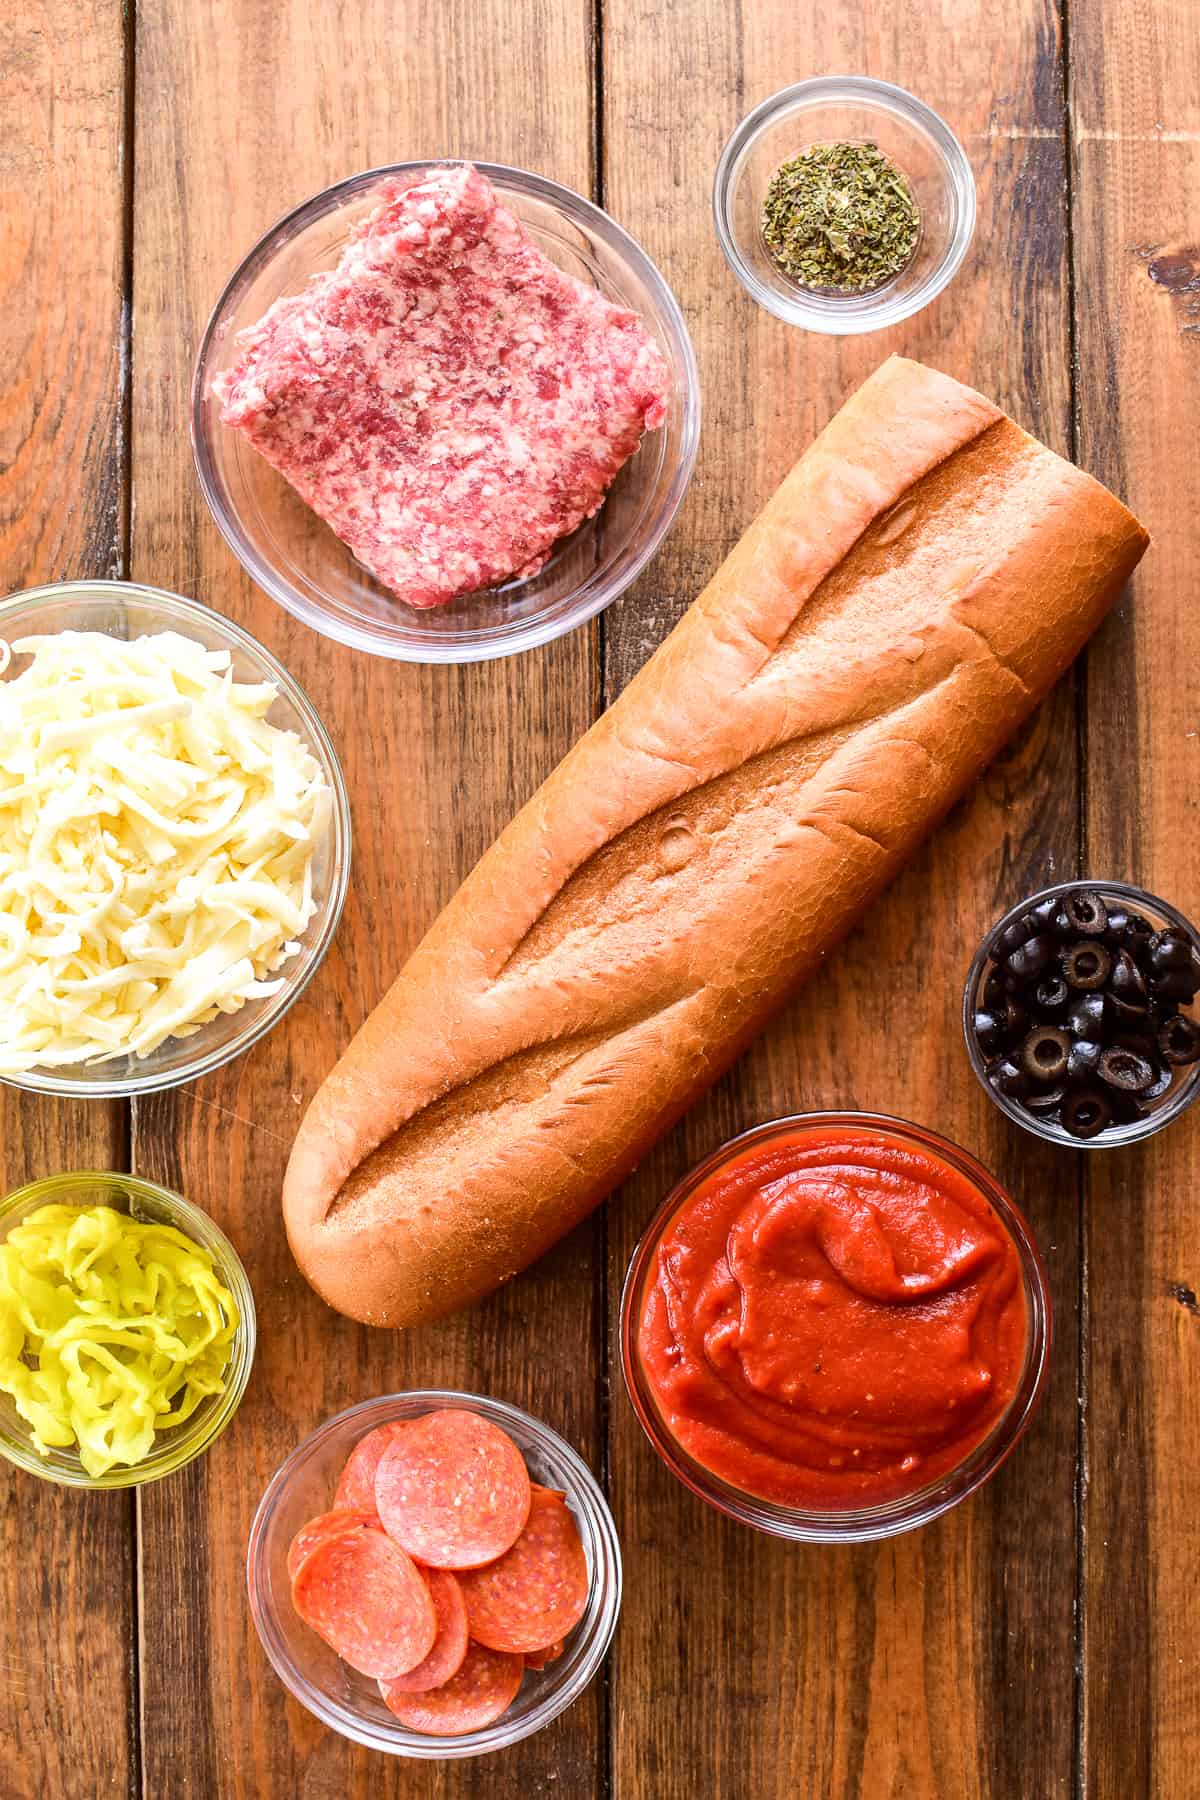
[247,1391,622,1758]
[963,879,1200,1148]
[620,1113,1050,1543]
[713,76,976,334]
[0,1171,255,1488]
[0,580,351,1098]
[192,161,700,664]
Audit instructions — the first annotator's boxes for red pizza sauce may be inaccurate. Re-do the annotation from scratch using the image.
[636,1123,1030,1509]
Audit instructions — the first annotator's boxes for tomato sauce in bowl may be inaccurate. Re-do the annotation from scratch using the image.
[621,1115,1050,1542]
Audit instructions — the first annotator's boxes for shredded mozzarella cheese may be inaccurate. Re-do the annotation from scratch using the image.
[0,629,332,1071]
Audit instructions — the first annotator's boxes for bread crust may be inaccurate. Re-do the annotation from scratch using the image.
[283,355,1149,1327]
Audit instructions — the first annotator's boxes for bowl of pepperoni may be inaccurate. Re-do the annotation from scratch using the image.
[247,1391,621,1756]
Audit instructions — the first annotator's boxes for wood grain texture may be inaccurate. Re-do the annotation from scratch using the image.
[0,6,133,1797]
[8,1,1194,1793]
[601,4,1085,1796]
[129,2,601,1794]
[1069,4,1200,1794]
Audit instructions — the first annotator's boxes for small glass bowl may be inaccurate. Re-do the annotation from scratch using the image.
[247,1391,622,1758]
[713,76,976,334]
[192,161,700,664]
[0,1171,255,1488]
[0,580,351,1098]
[620,1113,1050,1543]
[963,879,1200,1148]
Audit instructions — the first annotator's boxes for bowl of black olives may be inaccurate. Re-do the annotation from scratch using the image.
[963,881,1200,1146]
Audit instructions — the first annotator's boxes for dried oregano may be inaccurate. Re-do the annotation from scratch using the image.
[761,141,920,293]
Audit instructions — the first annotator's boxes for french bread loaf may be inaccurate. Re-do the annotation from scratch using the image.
[283,355,1148,1328]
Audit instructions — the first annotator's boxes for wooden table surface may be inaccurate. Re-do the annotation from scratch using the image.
[3,1,1198,1795]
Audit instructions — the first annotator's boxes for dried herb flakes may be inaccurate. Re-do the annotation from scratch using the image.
[761,141,920,293]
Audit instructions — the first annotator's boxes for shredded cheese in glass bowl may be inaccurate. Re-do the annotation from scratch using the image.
[0,583,350,1096]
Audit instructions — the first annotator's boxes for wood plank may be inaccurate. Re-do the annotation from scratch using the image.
[1069,5,1200,1793]
[0,5,134,1796]
[129,0,602,1791]
[601,5,1084,1795]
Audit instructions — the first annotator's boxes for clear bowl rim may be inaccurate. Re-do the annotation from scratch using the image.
[0,577,352,1098]
[191,158,701,665]
[246,1389,623,1757]
[962,878,1200,1148]
[0,1169,256,1488]
[619,1110,1051,1543]
[712,74,977,334]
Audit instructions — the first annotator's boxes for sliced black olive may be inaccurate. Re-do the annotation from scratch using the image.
[1020,1025,1071,1083]
[983,966,1009,1012]
[1109,949,1148,1007]
[1109,1087,1149,1124]
[1062,891,1109,937]
[1061,1088,1113,1139]
[998,995,1028,1040]
[1122,910,1154,953]
[1067,992,1110,1040]
[1062,940,1113,991]
[1114,1029,1158,1061]
[1110,994,1152,1032]
[1150,967,1199,1005]
[1025,1081,1067,1115]
[1034,973,1070,1017]
[974,1010,1007,1057]
[1140,1060,1174,1102]
[1098,1045,1154,1092]
[1148,927,1194,975]
[1006,934,1057,984]
[988,1056,1030,1099]
[1102,906,1131,946]
[1159,1014,1200,1066]
[995,915,1035,960]
[1067,1037,1104,1083]
[1028,895,1063,934]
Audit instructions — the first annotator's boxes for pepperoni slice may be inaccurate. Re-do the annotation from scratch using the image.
[286,1508,375,1583]
[291,1520,437,1679]
[379,1641,524,1736]
[378,1568,469,1697]
[457,1488,589,1653]
[333,1422,409,1514]
[374,1409,532,1569]
[523,1639,564,1671]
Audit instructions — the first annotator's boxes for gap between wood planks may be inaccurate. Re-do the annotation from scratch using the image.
[1060,0,1091,1792]
[591,3,616,1796]
[120,0,142,1791]
[984,126,1200,142]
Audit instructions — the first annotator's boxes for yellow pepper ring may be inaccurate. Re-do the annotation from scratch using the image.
[0,1203,239,1477]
